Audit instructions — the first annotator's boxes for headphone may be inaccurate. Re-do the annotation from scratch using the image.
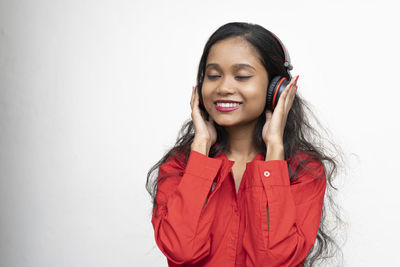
[265,30,293,111]
[198,30,293,111]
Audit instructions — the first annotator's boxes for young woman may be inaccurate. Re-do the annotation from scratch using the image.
[146,22,345,267]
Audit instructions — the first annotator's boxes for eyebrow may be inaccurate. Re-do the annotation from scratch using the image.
[205,63,256,71]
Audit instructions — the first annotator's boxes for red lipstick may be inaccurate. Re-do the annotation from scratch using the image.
[215,103,242,112]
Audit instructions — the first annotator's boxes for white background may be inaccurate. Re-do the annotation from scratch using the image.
[1,0,399,266]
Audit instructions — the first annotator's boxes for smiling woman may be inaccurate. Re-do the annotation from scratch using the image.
[201,36,269,130]
[146,22,346,267]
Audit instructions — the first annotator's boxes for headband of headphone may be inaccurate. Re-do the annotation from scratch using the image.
[267,30,293,79]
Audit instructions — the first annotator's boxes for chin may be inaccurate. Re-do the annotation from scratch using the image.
[214,117,240,127]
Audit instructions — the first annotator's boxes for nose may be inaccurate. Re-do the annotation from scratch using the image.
[216,76,236,95]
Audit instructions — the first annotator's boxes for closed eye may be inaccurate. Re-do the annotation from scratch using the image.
[236,76,252,80]
[207,75,252,80]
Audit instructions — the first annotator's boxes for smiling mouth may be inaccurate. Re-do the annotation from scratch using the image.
[215,103,242,112]
[215,102,242,107]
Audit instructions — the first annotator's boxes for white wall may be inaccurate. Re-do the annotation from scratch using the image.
[1,0,399,266]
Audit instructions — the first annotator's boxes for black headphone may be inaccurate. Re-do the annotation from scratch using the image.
[198,30,293,111]
[265,30,294,111]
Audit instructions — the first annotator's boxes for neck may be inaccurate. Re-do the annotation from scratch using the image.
[224,120,261,162]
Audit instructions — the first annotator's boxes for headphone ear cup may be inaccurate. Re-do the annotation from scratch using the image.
[266,76,289,110]
[199,96,204,107]
[198,86,205,108]
[198,89,204,107]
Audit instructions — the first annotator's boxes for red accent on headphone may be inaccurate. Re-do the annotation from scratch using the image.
[199,95,204,107]
[272,78,286,108]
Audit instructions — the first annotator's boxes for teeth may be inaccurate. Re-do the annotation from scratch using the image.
[216,102,241,107]
[218,103,240,107]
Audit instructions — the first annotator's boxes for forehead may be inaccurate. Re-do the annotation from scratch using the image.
[206,37,262,69]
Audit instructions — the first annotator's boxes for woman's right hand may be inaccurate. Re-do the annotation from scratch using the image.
[190,85,217,155]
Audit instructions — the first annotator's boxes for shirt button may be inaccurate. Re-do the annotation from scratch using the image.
[264,171,270,177]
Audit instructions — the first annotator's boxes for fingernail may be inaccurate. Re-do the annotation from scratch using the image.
[295,75,299,82]
[296,85,298,91]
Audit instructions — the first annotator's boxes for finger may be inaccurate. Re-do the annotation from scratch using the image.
[282,75,297,99]
[284,77,298,111]
[191,86,197,110]
[284,75,298,92]
[193,86,198,105]
[279,77,296,102]
[290,75,299,85]
[275,81,294,110]
[193,86,202,112]
[273,75,297,115]
[273,97,286,118]
[190,86,195,109]
[285,87,296,112]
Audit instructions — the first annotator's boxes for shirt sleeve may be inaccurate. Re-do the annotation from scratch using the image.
[151,150,223,265]
[250,155,327,267]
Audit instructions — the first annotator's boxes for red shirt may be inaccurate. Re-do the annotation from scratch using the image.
[151,149,326,267]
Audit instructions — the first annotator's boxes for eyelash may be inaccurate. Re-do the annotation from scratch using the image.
[207,75,252,80]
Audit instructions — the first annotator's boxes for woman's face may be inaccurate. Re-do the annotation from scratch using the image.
[202,36,269,127]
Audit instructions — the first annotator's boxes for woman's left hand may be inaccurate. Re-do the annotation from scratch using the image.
[262,75,299,147]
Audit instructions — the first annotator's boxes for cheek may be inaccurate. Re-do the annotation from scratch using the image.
[242,92,267,116]
[201,86,213,102]
[248,97,266,112]
[201,88,209,100]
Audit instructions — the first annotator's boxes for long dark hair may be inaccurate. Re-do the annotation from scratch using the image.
[146,22,347,266]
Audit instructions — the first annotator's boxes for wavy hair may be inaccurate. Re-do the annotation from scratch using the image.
[146,22,347,266]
